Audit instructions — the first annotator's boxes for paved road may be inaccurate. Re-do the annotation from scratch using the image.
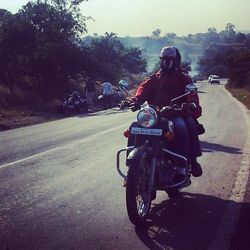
[0,81,249,250]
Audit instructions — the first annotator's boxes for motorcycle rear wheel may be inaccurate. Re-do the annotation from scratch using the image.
[126,156,152,226]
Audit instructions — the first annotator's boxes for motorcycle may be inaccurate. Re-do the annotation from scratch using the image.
[116,83,199,226]
[58,91,89,114]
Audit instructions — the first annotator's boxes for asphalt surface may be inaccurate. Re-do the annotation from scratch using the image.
[0,81,249,250]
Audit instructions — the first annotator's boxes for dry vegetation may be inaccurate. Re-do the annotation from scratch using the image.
[226,84,250,110]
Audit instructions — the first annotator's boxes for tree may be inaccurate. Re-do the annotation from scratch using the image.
[0,9,11,25]
[208,27,217,33]
[227,48,250,89]
[152,29,161,37]
[206,27,220,42]
[123,47,147,74]
[0,12,37,93]
[224,23,236,40]
[164,32,176,40]
[89,33,146,82]
[20,0,89,42]
[0,0,90,102]
[197,44,230,77]
[235,32,246,43]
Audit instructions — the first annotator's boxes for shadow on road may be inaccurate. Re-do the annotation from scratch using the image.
[77,112,99,118]
[201,141,242,154]
[197,90,207,94]
[76,108,129,118]
[134,192,242,250]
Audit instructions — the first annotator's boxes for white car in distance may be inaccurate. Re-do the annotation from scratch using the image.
[208,75,219,83]
[210,76,220,84]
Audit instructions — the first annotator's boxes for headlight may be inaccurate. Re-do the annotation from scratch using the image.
[137,107,158,128]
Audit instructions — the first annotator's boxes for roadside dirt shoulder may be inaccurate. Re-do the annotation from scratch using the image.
[0,111,63,131]
[0,107,104,131]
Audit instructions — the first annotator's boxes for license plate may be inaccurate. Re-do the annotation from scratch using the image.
[131,127,162,136]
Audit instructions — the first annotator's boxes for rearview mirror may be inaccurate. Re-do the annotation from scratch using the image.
[118,79,133,97]
[118,79,129,92]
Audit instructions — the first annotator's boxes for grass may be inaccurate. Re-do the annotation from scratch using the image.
[226,84,250,110]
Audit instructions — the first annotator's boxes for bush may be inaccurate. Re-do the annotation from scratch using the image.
[0,85,44,110]
[0,85,11,107]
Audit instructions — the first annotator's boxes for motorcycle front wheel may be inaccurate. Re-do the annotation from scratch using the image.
[126,155,152,226]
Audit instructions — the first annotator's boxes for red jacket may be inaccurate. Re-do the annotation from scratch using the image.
[133,69,202,119]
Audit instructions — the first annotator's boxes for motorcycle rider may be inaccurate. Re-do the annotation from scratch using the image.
[128,46,203,177]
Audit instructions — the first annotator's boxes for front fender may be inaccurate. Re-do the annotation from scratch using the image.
[127,147,147,163]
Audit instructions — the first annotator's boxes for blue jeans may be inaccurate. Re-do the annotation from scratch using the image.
[169,116,202,164]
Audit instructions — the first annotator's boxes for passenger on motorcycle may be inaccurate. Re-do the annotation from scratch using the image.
[129,46,203,177]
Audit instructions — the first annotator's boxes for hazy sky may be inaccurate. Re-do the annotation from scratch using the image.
[1,0,250,36]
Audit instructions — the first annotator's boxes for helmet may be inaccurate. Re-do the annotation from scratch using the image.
[159,46,181,73]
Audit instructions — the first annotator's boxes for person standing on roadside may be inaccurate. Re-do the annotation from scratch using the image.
[102,80,114,109]
[85,77,96,110]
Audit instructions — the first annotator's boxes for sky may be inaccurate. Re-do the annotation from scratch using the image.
[1,0,250,37]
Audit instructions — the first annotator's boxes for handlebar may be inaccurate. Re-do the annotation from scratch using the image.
[160,102,197,117]
[118,100,141,111]
[118,100,197,115]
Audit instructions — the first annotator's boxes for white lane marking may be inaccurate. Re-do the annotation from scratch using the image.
[208,86,250,250]
[0,147,62,169]
[0,122,130,169]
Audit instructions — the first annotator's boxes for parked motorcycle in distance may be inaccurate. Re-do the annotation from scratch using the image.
[116,84,199,226]
[57,91,89,114]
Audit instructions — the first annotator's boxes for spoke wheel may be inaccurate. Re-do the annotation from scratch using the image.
[126,154,152,225]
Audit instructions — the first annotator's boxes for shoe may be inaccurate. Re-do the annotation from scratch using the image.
[197,123,205,135]
[191,162,203,177]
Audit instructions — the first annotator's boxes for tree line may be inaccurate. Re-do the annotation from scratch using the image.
[0,0,147,109]
[121,23,250,91]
